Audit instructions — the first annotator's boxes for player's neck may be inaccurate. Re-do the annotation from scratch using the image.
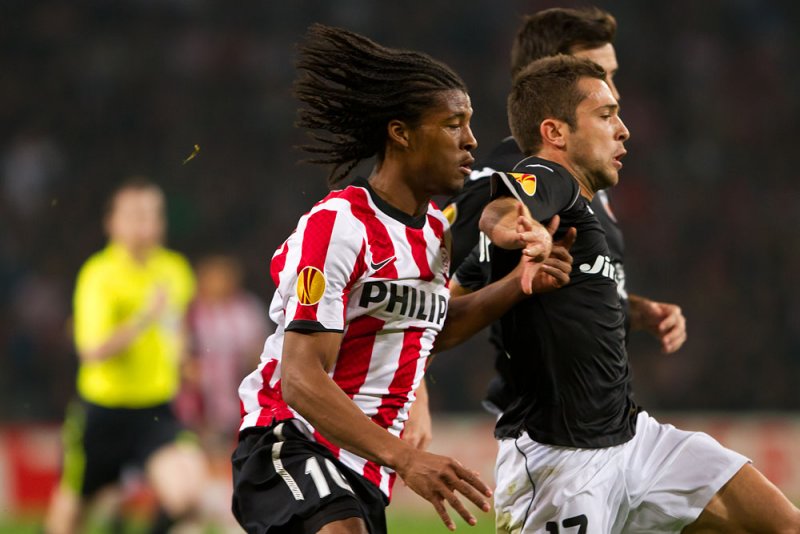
[367,169,429,219]
[535,149,595,201]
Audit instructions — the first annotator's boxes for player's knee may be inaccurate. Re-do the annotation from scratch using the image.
[147,446,207,516]
[157,470,206,516]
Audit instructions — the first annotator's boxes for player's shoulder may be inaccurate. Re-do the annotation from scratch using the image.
[511,156,563,178]
[426,200,449,229]
[509,156,576,190]
[292,184,367,239]
[312,182,362,209]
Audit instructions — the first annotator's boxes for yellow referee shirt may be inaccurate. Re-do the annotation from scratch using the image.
[73,242,195,408]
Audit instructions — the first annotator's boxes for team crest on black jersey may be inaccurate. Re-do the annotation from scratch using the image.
[509,173,537,196]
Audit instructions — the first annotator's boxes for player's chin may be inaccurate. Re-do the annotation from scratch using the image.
[601,168,619,188]
[434,174,465,196]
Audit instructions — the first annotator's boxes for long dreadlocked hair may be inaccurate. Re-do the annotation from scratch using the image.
[294,23,467,188]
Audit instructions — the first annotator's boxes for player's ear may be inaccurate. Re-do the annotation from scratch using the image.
[387,119,411,148]
[540,118,567,149]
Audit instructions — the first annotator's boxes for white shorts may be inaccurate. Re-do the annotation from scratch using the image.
[494,411,749,534]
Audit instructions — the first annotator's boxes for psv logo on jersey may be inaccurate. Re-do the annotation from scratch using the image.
[296,266,326,305]
[509,172,537,196]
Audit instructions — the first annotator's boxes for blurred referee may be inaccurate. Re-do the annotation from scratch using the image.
[45,179,207,534]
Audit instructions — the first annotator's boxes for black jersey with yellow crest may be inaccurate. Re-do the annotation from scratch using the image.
[490,155,639,448]
[447,137,628,312]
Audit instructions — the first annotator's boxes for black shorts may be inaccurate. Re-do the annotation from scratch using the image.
[231,420,388,534]
[60,399,193,497]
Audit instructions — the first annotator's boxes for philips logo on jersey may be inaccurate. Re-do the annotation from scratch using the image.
[358,281,448,326]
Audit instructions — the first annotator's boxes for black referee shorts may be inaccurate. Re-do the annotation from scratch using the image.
[60,399,195,497]
[231,420,388,534]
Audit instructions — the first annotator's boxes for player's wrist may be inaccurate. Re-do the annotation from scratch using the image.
[384,440,416,475]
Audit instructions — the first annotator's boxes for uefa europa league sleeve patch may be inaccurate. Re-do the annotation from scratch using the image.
[509,172,537,196]
[296,266,326,305]
[442,203,458,225]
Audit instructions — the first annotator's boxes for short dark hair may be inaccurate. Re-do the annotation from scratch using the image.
[510,7,616,77]
[294,23,467,188]
[508,55,606,155]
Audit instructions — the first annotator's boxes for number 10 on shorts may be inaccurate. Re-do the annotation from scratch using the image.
[303,457,354,499]
[272,441,354,502]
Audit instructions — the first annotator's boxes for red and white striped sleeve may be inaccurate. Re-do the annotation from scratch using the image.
[271,201,367,333]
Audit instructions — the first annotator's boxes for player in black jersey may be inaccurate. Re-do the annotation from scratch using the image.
[482,53,799,534]
[442,7,686,417]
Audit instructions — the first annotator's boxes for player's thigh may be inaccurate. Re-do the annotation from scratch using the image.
[682,463,800,534]
[495,435,622,534]
[623,412,748,532]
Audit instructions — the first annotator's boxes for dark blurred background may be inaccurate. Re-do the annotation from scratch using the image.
[3,0,800,423]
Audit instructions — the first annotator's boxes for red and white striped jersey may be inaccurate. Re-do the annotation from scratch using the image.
[238,178,451,498]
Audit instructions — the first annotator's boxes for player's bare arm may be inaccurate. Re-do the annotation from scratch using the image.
[281,330,492,530]
[627,294,687,353]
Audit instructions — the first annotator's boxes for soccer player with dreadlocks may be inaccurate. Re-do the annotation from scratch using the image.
[231,24,555,533]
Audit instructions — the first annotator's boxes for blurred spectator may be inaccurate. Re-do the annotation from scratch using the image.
[2,129,64,220]
[179,254,270,450]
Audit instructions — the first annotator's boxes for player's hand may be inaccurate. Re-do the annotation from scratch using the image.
[516,203,552,261]
[629,296,687,353]
[531,221,577,293]
[395,450,492,531]
[402,397,432,451]
[516,206,553,295]
[481,199,550,257]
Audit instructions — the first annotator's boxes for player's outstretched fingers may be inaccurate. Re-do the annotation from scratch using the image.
[557,226,577,250]
[452,477,492,513]
[431,495,456,531]
[442,486,477,527]
[545,214,561,236]
[453,465,492,505]
[539,263,570,287]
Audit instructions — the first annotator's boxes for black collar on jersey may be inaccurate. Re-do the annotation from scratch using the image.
[353,177,427,229]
